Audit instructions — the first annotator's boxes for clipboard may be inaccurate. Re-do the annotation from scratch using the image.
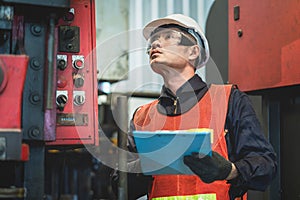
[132,129,212,175]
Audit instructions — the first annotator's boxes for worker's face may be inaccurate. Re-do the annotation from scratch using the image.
[147,27,197,72]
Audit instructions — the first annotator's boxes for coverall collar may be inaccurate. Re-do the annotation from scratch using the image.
[158,74,208,115]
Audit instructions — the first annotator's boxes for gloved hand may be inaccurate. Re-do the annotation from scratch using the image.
[183,151,232,183]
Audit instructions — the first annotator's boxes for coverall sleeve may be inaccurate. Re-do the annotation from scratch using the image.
[225,87,278,198]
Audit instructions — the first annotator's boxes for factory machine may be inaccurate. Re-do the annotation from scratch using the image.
[207,1,300,199]
[0,0,107,199]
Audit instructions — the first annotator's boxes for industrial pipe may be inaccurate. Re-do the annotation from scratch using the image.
[117,96,128,200]
[46,14,56,109]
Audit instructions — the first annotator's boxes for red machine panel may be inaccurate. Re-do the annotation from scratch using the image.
[0,55,29,160]
[228,0,300,92]
[0,55,28,129]
[47,0,98,145]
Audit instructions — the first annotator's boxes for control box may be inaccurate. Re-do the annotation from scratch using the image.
[47,0,98,145]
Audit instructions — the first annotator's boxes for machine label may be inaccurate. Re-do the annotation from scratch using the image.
[57,113,88,126]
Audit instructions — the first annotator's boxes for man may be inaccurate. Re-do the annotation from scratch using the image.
[127,14,277,200]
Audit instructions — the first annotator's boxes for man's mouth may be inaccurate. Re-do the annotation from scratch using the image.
[150,49,161,59]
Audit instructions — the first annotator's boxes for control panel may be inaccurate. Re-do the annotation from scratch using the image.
[47,0,98,145]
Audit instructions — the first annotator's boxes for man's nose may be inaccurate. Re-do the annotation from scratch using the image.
[151,39,162,49]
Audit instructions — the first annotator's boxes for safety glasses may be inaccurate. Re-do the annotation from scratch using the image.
[146,28,196,55]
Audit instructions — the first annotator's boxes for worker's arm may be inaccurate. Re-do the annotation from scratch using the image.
[184,87,277,198]
[225,87,278,198]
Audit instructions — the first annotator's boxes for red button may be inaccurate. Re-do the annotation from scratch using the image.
[74,59,83,69]
[57,75,67,88]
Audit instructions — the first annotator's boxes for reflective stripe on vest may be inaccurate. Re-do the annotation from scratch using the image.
[133,84,233,200]
[152,193,216,200]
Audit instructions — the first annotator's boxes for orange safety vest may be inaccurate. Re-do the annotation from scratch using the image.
[133,84,239,200]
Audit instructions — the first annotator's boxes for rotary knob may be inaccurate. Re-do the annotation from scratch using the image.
[56,94,68,111]
[74,94,85,106]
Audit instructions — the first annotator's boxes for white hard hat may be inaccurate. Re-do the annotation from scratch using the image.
[143,14,210,68]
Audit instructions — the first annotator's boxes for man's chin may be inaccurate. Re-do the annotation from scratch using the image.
[151,61,166,69]
[151,63,174,77]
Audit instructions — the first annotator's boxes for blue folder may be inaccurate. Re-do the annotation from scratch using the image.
[132,129,212,175]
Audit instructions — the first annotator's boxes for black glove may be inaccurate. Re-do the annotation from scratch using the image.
[184,151,232,183]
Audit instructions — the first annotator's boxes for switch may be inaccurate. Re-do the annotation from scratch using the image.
[73,73,84,88]
[56,91,68,111]
[72,55,84,70]
[57,55,67,70]
[73,91,85,106]
[74,59,83,69]
[74,95,85,106]
[57,75,67,88]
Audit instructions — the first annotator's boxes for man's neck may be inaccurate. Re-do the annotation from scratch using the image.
[163,70,195,95]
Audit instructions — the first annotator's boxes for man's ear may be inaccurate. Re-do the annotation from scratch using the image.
[188,45,200,61]
[188,45,201,67]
